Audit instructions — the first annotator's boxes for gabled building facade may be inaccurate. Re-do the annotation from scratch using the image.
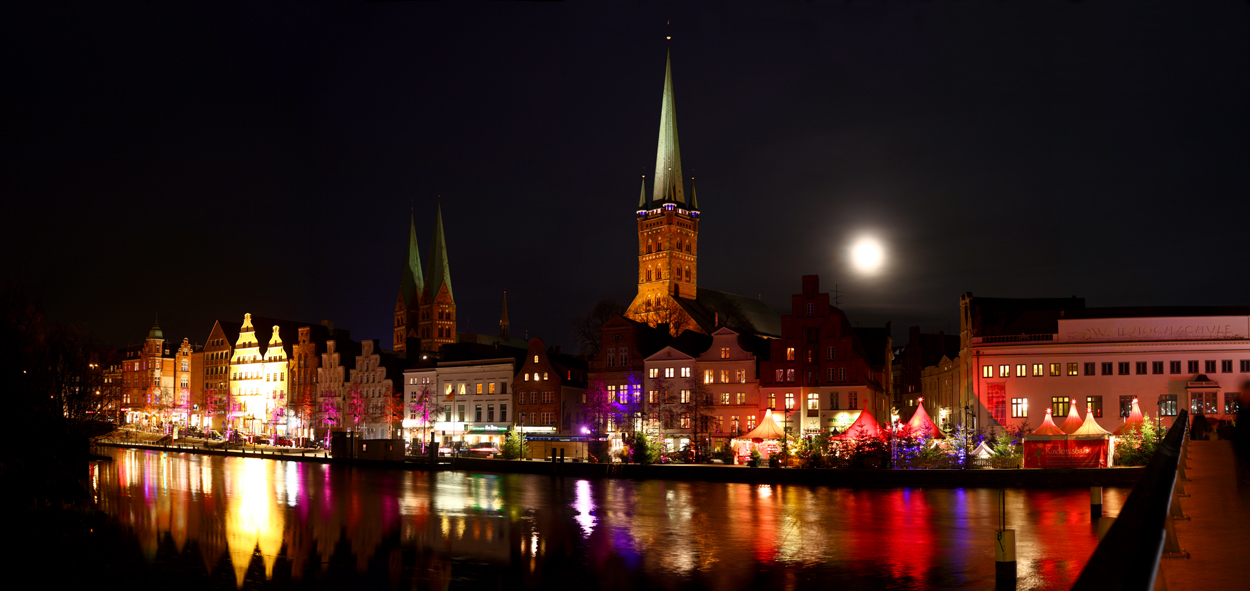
[760,276,887,438]
[694,327,763,451]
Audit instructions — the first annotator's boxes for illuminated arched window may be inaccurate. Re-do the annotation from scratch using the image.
[543,372,549,381]
[684,266,690,281]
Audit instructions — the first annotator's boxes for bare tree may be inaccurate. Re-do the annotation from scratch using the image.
[571,300,625,358]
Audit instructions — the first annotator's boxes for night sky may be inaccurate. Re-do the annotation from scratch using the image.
[7,1,1250,352]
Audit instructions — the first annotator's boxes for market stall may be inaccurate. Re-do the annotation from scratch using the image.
[733,409,792,465]
[1023,406,1110,468]
[903,398,946,439]
[831,407,884,441]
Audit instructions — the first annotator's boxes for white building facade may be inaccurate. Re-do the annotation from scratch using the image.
[968,311,1250,433]
[403,358,515,449]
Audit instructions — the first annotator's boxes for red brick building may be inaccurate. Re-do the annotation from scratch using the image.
[760,276,890,437]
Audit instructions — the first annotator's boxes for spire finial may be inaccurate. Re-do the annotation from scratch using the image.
[666,19,671,42]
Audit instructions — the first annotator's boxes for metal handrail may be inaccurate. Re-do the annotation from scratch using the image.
[1071,409,1188,591]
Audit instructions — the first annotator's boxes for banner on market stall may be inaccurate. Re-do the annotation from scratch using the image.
[1023,438,1108,468]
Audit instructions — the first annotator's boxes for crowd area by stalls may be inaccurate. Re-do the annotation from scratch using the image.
[827,398,948,463]
[1022,398,1146,468]
[731,410,793,465]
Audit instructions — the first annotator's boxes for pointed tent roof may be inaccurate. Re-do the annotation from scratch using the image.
[1072,411,1111,437]
[739,409,788,441]
[1059,403,1084,433]
[1031,409,1067,436]
[427,203,453,301]
[971,441,995,459]
[652,50,684,206]
[1113,398,1146,435]
[905,398,946,438]
[831,408,884,440]
[399,212,425,305]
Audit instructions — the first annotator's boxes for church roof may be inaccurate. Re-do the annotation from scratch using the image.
[399,212,425,306]
[147,316,163,341]
[651,50,685,207]
[427,203,453,301]
[674,288,782,339]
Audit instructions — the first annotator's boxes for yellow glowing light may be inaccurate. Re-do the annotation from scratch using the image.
[850,237,884,274]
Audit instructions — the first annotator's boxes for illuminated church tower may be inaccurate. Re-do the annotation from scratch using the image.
[394,204,457,354]
[625,50,700,327]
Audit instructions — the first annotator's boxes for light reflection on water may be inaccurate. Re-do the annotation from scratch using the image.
[92,448,1128,590]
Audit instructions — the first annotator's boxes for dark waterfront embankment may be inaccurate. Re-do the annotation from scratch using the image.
[96,441,1143,488]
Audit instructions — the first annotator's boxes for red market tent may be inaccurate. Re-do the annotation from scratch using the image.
[1113,398,1146,436]
[831,408,884,441]
[1059,403,1084,434]
[1031,409,1067,436]
[1024,408,1110,468]
[904,398,946,438]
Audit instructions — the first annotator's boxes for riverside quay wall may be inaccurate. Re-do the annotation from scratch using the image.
[96,441,1143,488]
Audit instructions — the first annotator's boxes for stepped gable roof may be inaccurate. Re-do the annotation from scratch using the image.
[831,408,884,441]
[674,288,782,339]
[854,324,892,368]
[965,295,1086,337]
[1031,409,1067,436]
[905,398,947,438]
[1060,403,1084,434]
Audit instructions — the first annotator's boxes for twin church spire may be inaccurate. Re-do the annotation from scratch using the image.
[394,204,456,354]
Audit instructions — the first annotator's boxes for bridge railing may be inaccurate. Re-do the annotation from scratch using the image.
[1071,409,1188,591]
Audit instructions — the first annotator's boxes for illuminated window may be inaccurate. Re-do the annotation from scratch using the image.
[721,392,731,404]
[767,393,776,409]
[1049,363,1061,376]
[543,372,549,381]
[983,365,993,378]
[665,368,674,378]
[737,392,746,405]
[1032,364,1043,377]
[476,383,483,394]
[1087,396,1103,418]
[807,392,819,410]
[747,415,757,430]
[786,369,796,382]
[524,373,530,381]
[775,369,784,382]
[719,370,728,383]
[649,368,658,378]
[680,390,691,403]
[999,365,1010,378]
[489,382,496,394]
[786,348,795,361]
[1051,396,1069,417]
[785,392,795,410]
[1225,393,1240,414]
[1011,398,1028,418]
[648,390,658,404]
[459,383,467,395]
[680,367,691,378]
[721,348,730,359]
[534,355,539,363]
[1016,364,1026,377]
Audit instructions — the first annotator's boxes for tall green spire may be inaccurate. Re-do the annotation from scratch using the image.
[427,203,453,301]
[652,50,684,206]
[399,212,424,305]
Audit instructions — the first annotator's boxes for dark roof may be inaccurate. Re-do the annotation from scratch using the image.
[602,314,675,360]
[675,288,782,338]
[854,324,892,368]
[439,341,528,366]
[668,329,713,357]
[1066,306,1250,319]
[965,295,1086,337]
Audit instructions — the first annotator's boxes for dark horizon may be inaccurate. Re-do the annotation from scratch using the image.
[7,1,1249,351]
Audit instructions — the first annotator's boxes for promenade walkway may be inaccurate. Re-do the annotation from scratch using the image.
[1157,440,1250,591]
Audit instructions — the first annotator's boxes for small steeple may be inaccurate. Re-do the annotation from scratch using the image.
[690,179,698,210]
[427,202,453,301]
[400,210,425,305]
[637,176,648,210]
[147,314,163,341]
[652,49,684,206]
[499,291,510,339]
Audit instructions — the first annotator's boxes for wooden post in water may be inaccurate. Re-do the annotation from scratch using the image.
[1090,487,1103,522]
[995,490,1015,588]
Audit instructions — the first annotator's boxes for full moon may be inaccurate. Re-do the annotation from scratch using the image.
[851,237,885,274]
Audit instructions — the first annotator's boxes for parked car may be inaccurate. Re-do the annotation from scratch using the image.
[274,436,293,447]
[467,442,501,457]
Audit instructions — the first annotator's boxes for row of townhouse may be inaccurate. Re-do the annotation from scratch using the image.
[589,275,895,455]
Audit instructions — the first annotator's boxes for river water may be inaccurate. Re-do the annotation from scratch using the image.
[89,448,1128,590]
